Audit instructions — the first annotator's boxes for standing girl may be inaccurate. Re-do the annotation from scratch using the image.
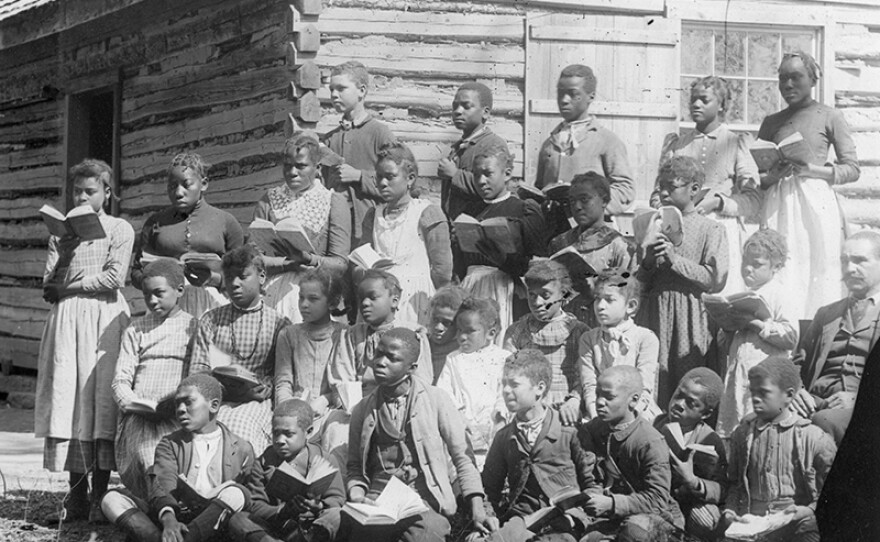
[637,156,728,406]
[130,152,243,317]
[758,51,860,319]
[358,141,453,325]
[36,159,135,522]
[456,143,548,336]
[656,76,761,294]
[253,133,351,323]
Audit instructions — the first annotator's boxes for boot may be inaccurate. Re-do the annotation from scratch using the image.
[184,500,234,542]
[116,508,161,542]
[89,469,111,523]
[227,511,282,542]
[45,472,89,524]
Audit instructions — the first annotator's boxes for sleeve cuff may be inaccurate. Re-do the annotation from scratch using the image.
[158,507,175,520]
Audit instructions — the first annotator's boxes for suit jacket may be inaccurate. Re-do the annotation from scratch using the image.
[346,376,483,516]
[794,297,880,396]
[149,422,255,518]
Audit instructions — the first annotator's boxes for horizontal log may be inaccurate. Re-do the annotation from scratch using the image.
[0,144,61,170]
[853,132,880,164]
[121,168,279,213]
[0,165,63,194]
[313,84,525,117]
[529,99,678,119]
[313,115,524,145]
[0,286,46,311]
[0,248,46,278]
[315,7,522,42]
[836,29,880,62]
[841,197,880,228]
[0,336,40,370]
[0,221,50,245]
[0,195,60,220]
[529,24,678,46]
[316,36,523,80]
[0,303,46,340]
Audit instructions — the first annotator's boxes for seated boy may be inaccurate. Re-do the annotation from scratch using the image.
[654,368,728,540]
[100,374,255,542]
[229,399,345,542]
[580,366,683,542]
[721,357,836,542]
[480,349,599,542]
[341,327,494,542]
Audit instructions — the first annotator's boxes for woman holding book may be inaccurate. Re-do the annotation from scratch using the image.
[130,152,244,317]
[757,51,859,319]
[251,134,351,323]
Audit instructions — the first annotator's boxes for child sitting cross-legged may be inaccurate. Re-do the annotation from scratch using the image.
[580,366,684,542]
[341,328,495,542]
[228,399,345,542]
[579,272,660,422]
[720,357,836,542]
[436,297,511,470]
[504,260,589,425]
[479,349,600,542]
[101,374,255,542]
[653,368,728,540]
[426,285,468,380]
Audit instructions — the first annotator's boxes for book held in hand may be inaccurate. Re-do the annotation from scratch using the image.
[702,291,772,331]
[522,486,589,532]
[126,396,176,418]
[39,204,106,241]
[749,132,815,171]
[211,364,261,388]
[342,476,429,527]
[542,182,571,201]
[664,422,719,460]
[724,511,795,541]
[348,245,394,270]
[265,455,339,500]
[175,476,237,509]
[549,246,600,282]
[632,206,683,247]
[249,217,316,258]
[453,214,522,255]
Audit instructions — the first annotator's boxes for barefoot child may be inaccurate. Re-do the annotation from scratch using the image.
[580,366,684,542]
[426,285,468,380]
[579,273,660,422]
[359,141,453,325]
[113,258,196,500]
[341,328,495,541]
[654,368,728,540]
[636,155,728,405]
[438,82,507,221]
[36,159,134,523]
[721,357,836,542]
[101,374,255,542]
[189,245,291,452]
[321,60,396,247]
[480,350,599,542]
[229,399,346,542]
[504,260,588,425]
[717,229,798,438]
[549,172,636,326]
[456,143,548,335]
[435,297,511,470]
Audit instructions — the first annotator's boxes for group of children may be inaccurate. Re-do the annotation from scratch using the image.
[35,53,855,542]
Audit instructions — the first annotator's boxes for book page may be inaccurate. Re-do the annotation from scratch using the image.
[725,511,794,540]
[39,205,70,238]
[481,217,519,254]
[632,208,660,246]
[275,217,316,254]
[749,139,784,172]
[659,206,683,246]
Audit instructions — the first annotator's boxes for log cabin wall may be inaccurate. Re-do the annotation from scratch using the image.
[1,0,880,372]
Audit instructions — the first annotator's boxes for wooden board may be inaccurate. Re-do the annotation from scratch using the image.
[0,249,47,279]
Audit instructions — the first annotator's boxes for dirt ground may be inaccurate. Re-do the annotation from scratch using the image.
[0,402,125,542]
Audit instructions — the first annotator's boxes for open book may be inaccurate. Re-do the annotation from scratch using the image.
[516,183,545,204]
[663,422,719,460]
[749,132,815,171]
[724,511,795,541]
[265,455,338,501]
[453,215,521,255]
[40,205,106,241]
[175,477,237,508]
[337,381,364,414]
[348,245,393,270]
[248,217,315,258]
[126,396,175,418]
[542,181,570,201]
[550,246,600,282]
[522,487,589,532]
[342,476,429,527]
[702,291,772,331]
[632,206,683,247]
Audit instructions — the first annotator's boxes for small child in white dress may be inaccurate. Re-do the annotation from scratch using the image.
[358,142,453,325]
[436,297,510,470]
[579,273,661,422]
[717,229,798,438]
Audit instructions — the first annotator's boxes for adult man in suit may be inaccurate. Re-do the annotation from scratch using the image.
[792,230,880,444]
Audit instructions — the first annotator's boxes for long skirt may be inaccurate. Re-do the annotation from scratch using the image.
[763,176,845,320]
[115,413,179,498]
[35,291,130,472]
[388,263,435,326]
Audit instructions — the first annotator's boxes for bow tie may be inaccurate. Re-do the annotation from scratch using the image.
[604,327,631,359]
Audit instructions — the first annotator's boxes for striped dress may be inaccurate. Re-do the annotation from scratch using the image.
[189,301,290,451]
[112,310,195,498]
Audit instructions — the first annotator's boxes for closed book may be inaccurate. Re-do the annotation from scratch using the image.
[39,204,106,241]
[265,455,338,500]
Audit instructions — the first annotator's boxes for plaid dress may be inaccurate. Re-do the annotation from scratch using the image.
[503,312,589,406]
[35,212,134,472]
[190,302,290,451]
[113,310,195,498]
